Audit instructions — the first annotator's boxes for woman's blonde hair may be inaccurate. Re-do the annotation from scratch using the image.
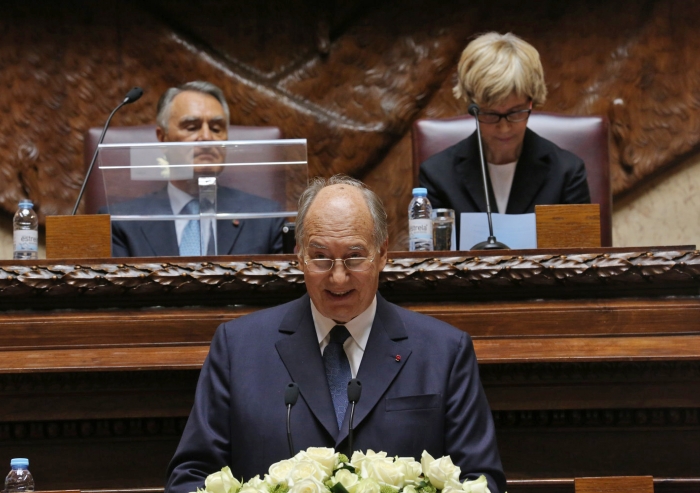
[453,32,547,108]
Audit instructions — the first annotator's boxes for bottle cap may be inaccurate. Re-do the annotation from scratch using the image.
[10,458,28,468]
[18,200,33,209]
[412,188,428,196]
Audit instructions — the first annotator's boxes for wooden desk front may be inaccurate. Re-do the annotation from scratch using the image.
[0,248,698,492]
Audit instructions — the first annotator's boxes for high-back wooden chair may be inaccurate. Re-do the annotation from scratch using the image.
[412,112,612,246]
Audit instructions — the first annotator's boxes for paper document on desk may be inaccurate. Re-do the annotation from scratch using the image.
[460,212,537,250]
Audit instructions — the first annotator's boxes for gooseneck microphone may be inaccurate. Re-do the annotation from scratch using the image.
[347,379,362,455]
[71,87,144,215]
[284,382,300,457]
[467,103,509,250]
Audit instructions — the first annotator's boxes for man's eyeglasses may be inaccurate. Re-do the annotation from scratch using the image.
[477,108,531,124]
[304,256,375,273]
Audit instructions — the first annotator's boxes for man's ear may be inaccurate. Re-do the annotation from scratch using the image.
[156,126,166,142]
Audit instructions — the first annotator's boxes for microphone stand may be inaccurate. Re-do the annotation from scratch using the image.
[72,87,143,215]
[468,104,509,250]
[347,379,362,455]
[284,382,300,457]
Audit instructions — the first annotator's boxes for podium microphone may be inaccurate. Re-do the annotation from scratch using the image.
[347,379,362,455]
[71,87,144,215]
[284,382,300,457]
[468,103,509,250]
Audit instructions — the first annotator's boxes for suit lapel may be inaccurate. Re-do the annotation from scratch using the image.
[336,294,412,445]
[506,128,550,213]
[216,187,245,254]
[455,133,498,213]
[138,189,179,256]
[275,295,338,439]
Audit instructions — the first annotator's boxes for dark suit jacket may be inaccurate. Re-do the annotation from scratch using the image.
[101,186,284,257]
[419,129,590,235]
[165,293,506,493]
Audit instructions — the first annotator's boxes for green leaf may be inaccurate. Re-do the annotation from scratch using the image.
[330,482,350,493]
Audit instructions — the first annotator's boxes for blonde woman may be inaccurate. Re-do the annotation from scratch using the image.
[419,32,590,222]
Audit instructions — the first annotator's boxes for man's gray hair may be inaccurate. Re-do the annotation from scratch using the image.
[295,175,388,256]
[156,81,230,131]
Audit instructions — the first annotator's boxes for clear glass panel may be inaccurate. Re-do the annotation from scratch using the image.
[97,139,308,257]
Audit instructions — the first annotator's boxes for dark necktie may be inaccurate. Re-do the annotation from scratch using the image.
[323,325,352,430]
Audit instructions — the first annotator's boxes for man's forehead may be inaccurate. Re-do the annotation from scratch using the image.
[308,238,368,250]
[171,91,225,114]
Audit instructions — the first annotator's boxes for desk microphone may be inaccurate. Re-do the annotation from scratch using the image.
[468,103,509,250]
[284,382,300,457]
[347,379,362,455]
[72,87,144,215]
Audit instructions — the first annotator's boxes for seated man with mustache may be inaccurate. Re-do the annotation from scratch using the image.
[103,81,284,257]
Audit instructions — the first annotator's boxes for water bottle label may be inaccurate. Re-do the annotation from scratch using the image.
[409,218,432,238]
[13,230,38,252]
[409,219,433,251]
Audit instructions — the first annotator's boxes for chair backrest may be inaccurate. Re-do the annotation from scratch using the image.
[412,112,612,246]
[82,124,283,214]
[575,476,653,493]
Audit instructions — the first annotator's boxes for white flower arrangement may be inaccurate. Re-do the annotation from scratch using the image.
[195,448,491,493]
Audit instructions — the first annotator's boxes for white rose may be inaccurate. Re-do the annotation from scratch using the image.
[402,486,418,493]
[205,467,241,493]
[331,469,360,490]
[288,477,328,493]
[350,450,387,471]
[394,458,422,485]
[462,476,490,493]
[298,447,339,476]
[442,478,464,493]
[239,475,267,493]
[268,459,296,486]
[288,459,327,485]
[420,451,461,490]
[360,457,404,489]
[349,478,381,493]
[239,485,265,493]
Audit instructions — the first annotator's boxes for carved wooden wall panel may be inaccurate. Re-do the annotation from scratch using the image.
[1,0,698,250]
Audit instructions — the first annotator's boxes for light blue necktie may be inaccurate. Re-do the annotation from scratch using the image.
[179,199,201,256]
[323,325,352,429]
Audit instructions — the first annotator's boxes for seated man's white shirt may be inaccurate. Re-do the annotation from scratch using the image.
[312,296,376,378]
[168,182,214,248]
[487,161,517,213]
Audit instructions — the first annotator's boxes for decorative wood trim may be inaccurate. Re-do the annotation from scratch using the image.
[0,248,697,310]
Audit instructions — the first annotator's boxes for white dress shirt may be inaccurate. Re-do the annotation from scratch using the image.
[311,296,376,378]
[487,161,517,213]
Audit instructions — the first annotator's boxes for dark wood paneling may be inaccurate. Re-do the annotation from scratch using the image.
[0,249,698,489]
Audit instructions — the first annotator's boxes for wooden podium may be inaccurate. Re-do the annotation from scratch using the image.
[536,203,601,248]
[45,214,112,259]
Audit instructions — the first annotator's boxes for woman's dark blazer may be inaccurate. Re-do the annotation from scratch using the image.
[418,128,591,220]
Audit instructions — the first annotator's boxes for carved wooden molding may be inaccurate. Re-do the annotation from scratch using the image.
[0,417,187,441]
[0,407,697,442]
[0,249,697,308]
[493,408,700,429]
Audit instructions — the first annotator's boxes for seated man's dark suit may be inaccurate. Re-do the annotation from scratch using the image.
[102,186,284,257]
[419,128,591,220]
[165,293,506,493]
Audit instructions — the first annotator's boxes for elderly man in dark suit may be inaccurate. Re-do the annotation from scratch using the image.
[105,81,283,257]
[165,175,506,493]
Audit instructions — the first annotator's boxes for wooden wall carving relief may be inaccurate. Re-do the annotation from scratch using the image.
[1,0,698,250]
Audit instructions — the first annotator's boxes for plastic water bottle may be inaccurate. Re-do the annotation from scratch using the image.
[13,200,39,260]
[408,188,433,251]
[4,458,34,492]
